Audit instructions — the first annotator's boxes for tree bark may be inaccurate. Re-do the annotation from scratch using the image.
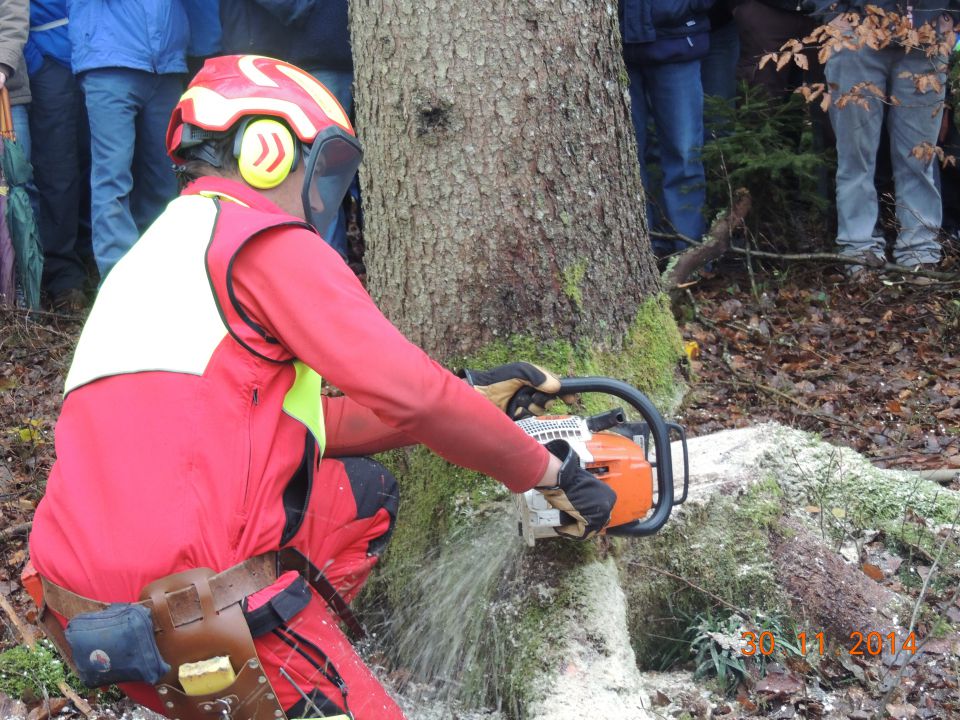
[352,0,660,362]
[349,2,686,716]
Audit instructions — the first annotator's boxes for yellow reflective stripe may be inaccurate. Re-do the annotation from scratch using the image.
[282,360,326,456]
[197,190,250,207]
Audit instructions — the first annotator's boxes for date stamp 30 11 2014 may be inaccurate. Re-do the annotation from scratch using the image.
[740,630,918,657]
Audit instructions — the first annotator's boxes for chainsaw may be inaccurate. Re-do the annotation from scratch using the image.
[513,376,689,545]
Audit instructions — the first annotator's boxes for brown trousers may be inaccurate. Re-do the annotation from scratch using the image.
[733,0,823,97]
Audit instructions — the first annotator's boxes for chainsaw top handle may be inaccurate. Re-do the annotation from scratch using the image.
[556,376,677,537]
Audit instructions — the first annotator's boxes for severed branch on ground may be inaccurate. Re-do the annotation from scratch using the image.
[660,188,753,291]
[656,208,960,287]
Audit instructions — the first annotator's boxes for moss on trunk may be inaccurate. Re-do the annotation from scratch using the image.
[455,294,685,410]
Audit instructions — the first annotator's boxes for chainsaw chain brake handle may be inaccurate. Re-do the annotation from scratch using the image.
[556,377,689,537]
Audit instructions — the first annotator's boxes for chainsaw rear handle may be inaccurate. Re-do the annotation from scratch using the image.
[556,377,678,537]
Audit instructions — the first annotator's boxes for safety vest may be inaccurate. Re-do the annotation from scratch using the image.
[65,193,327,456]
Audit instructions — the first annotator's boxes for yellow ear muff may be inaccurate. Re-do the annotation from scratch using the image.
[235,118,297,190]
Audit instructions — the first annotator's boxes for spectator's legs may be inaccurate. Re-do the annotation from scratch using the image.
[643,60,707,250]
[887,50,944,266]
[307,68,354,261]
[701,20,739,141]
[9,102,40,230]
[825,45,889,259]
[625,63,650,184]
[80,68,141,279]
[130,74,182,234]
[941,108,960,236]
[29,57,88,297]
[9,104,31,161]
[626,62,666,255]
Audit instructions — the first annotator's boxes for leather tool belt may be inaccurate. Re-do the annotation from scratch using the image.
[34,549,363,720]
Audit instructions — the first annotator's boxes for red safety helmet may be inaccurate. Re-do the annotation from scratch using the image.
[166,55,362,235]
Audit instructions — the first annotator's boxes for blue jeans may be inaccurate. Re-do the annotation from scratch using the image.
[308,68,354,261]
[825,43,944,265]
[10,104,31,161]
[626,59,706,255]
[80,68,182,279]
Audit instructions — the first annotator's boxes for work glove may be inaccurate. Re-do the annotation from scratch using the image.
[540,440,616,540]
[459,362,568,419]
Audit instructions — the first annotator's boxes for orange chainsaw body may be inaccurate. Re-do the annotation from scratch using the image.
[514,378,687,544]
[585,430,654,529]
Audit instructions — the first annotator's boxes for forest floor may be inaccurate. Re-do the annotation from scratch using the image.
[0,247,958,719]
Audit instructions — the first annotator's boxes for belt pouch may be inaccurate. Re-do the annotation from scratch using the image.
[141,568,286,720]
[65,604,170,687]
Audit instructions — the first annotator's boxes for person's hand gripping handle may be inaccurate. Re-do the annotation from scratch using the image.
[459,362,573,419]
[536,440,616,540]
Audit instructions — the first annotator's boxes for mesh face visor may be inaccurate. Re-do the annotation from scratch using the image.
[301,127,363,237]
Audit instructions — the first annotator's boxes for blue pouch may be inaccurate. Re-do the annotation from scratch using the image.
[65,604,170,687]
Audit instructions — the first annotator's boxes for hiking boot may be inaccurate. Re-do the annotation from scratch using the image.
[50,287,88,313]
[902,262,938,286]
[843,251,885,281]
[860,251,886,268]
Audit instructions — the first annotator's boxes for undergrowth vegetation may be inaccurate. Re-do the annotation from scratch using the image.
[701,85,835,253]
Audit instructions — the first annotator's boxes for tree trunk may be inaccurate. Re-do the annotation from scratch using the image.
[349,2,687,717]
[352,0,662,363]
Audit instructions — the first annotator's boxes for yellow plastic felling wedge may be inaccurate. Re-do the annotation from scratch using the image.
[178,656,237,696]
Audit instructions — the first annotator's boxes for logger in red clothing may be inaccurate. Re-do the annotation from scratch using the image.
[26,55,615,720]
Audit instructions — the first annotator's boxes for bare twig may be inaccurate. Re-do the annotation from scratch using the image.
[898,468,960,484]
[0,593,36,646]
[653,233,960,285]
[715,371,868,435]
[628,560,747,617]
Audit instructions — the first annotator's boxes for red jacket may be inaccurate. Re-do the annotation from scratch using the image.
[30,177,549,602]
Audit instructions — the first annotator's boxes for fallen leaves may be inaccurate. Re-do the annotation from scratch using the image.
[681,268,960,476]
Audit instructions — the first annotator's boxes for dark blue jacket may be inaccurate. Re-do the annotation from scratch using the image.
[184,0,221,58]
[620,0,715,64]
[219,0,352,71]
